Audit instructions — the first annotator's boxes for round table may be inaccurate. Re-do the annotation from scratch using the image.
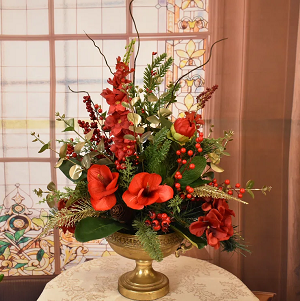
[38,255,258,301]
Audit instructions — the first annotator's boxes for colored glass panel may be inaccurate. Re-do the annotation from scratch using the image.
[133,0,208,34]
[0,162,55,276]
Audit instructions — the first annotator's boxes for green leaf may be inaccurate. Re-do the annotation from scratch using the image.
[38,143,49,153]
[246,180,254,189]
[37,248,45,262]
[67,118,74,128]
[246,189,255,199]
[14,229,25,241]
[4,232,14,241]
[178,156,207,187]
[170,224,206,250]
[159,117,172,129]
[0,274,4,282]
[14,263,27,269]
[18,237,32,244]
[0,245,8,256]
[75,217,124,243]
[62,126,75,132]
[59,159,87,183]
[0,215,10,223]
[189,178,211,188]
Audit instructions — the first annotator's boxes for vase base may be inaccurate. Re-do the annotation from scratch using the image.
[118,270,169,300]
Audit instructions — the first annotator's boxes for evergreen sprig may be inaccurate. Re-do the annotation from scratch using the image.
[119,159,136,190]
[144,127,171,175]
[167,195,183,214]
[143,53,168,91]
[133,219,163,262]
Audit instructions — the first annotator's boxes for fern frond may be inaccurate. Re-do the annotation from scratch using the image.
[144,127,171,175]
[147,139,171,174]
[42,200,100,235]
[133,219,163,262]
[192,185,248,204]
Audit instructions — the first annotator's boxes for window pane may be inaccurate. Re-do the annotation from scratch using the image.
[1,1,49,35]
[54,3,126,34]
[0,41,50,158]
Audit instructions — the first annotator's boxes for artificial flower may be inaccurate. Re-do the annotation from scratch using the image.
[169,115,196,144]
[122,172,174,209]
[87,164,119,211]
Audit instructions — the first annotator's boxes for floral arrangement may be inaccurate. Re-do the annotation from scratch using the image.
[32,39,271,261]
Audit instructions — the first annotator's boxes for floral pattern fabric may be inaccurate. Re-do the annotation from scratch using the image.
[38,255,258,301]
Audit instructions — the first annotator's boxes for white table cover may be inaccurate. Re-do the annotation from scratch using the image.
[38,255,258,301]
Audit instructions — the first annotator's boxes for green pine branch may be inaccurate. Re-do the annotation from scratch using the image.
[133,219,163,262]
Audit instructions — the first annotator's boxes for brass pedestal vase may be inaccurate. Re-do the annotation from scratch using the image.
[106,231,183,300]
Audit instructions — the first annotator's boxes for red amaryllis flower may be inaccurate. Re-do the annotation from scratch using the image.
[189,208,234,250]
[87,164,119,211]
[122,172,174,210]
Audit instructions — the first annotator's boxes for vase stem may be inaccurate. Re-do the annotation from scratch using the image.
[118,259,169,300]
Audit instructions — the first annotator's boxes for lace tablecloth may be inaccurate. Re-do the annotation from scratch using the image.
[38,255,258,301]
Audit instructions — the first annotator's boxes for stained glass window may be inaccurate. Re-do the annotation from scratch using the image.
[0,0,210,277]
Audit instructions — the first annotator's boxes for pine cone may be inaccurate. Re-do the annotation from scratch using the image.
[110,203,134,224]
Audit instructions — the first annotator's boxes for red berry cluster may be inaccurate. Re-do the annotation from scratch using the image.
[196,85,218,109]
[83,95,97,121]
[145,211,172,233]
[208,179,246,198]
[66,139,77,159]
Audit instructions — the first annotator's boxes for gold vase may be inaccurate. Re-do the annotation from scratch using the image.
[106,231,183,300]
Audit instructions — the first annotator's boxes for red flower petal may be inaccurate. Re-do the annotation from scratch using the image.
[122,190,144,210]
[155,185,174,203]
[142,173,162,192]
[87,164,113,184]
[189,220,207,237]
[128,172,148,194]
[137,189,160,206]
[90,194,117,211]
[206,231,220,249]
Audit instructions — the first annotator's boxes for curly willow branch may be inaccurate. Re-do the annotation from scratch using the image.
[167,38,228,107]
[192,185,248,205]
[84,31,114,75]
[129,0,140,88]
